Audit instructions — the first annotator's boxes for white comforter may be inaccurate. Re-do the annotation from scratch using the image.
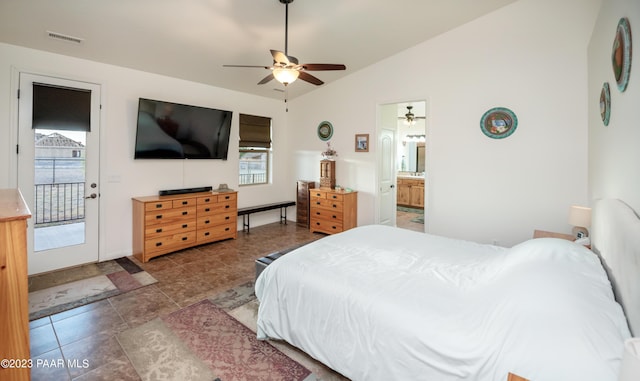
[255,225,630,381]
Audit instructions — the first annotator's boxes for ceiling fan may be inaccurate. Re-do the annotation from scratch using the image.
[223,0,346,87]
[399,105,426,126]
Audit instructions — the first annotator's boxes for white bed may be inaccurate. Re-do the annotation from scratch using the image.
[255,199,637,381]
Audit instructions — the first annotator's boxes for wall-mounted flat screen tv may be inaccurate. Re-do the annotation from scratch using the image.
[134,98,233,159]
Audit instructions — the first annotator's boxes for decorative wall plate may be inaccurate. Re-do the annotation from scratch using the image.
[480,107,518,139]
[600,82,611,126]
[317,121,333,141]
[612,17,632,92]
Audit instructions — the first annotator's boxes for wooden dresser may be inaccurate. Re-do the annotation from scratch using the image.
[132,191,237,262]
[0,189,31,381]
[296,180,316,228]
[309,188,357,234]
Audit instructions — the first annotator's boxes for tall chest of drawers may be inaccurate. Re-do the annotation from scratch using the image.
[132,191,237,262]
[309,188,357,234]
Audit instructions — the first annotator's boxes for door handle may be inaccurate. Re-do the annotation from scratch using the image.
[390,185,395,188]
[85,193,97,199]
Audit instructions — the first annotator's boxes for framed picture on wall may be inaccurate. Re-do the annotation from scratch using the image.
[355,134,369,152]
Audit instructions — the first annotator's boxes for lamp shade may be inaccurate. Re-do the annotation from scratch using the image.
[568,205,592,227]
[273,68,299,85]
[619,338,640,381]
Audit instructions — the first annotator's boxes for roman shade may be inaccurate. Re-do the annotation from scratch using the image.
[239,114,271,148]
[32,83,91,131]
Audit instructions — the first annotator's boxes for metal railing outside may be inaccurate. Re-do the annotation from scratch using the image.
[34,158,86,226]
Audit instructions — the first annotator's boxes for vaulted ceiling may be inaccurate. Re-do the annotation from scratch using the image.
[0,0,516,100]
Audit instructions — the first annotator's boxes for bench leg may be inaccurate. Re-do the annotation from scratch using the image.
[280,206,288,225]
[243,214,250,233]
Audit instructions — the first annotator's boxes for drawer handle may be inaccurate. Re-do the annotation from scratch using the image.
[316,212,321,215]
[332,215,337,219]
[205,208,210,212]
[316,222,320,226]
[156,228,162,233]
[225,195,231,200]
[182,224,188,228]
[182,237,188,241]
[332,226,337,230]
[155,242,162,247]
[156,215,163,219]
[205,220,210,224]
[225,205,230,209]
[225,216,230,220]
[225,227,230,231]
[182,201,188,205]
[155,204,163,208]
[204,232,210,236]
[332,204,338,208]
[182,211,188,215]
[204,198,210,202]
[316,202,321,205]
[332,195,337,199]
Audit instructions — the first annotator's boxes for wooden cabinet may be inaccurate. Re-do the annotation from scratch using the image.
[319,160,336,189]
[296,180,316,228]
[132,191,237,262]
[0,189,31,381]
[309,189,357,234]
[397,178,424,208]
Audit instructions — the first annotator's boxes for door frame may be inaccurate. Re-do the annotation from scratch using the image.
[9,67,106,273]
[376,98,429,232]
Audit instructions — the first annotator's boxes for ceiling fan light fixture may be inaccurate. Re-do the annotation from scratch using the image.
[273,67,299,85]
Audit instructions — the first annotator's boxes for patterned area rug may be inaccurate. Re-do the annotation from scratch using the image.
[118,298,314,381]
[28,257,157,321]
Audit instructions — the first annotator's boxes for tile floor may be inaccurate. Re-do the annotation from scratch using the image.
[28,218,422,380]
[28,221,323,381]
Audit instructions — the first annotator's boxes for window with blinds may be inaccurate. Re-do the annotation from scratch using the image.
[239,114,271,186]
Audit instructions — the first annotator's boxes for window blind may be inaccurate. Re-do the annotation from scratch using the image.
[32,83,91,131]
[239,114,271,148]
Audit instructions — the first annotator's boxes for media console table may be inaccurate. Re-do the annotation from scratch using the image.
[132,191,237,262]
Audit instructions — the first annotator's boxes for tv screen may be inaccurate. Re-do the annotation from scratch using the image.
[134,98,233,159]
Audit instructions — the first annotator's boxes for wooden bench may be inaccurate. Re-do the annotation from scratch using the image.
[237,201,296,233]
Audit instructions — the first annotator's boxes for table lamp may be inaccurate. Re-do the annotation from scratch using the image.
[568,205,591,239]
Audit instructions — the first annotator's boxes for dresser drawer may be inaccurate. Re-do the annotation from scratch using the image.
[145,231,196,255]
[310,190,327,199]
[311,207,344,222]
[312,198,344,211]
[310,217,343,234]
[217,193,237,202]
[145,200,173,211]
[197,223,236,243]
[145,220,196,238]
[145,206,196,226]
[212,200,236,213]
[197,213,235,228]
[173,198,196,208]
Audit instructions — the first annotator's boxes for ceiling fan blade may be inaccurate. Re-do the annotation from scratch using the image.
[223,64,271,69]
[270,50,298,65]
[258,73,275,85]
[298,71,324,86]
[301,63,346,71]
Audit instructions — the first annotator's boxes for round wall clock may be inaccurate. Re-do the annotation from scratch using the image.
[600,82,611,126]
[612,17,632,92]
[480,107,518,139]
[317,121,334,141]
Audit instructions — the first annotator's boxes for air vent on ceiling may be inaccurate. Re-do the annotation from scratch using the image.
[47,31,84,44]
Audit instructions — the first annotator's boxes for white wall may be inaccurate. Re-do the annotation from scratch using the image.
[588,0,640,211]
[0,43,287,261]
[287,0,601,247]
